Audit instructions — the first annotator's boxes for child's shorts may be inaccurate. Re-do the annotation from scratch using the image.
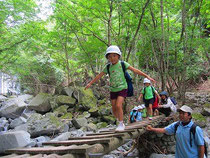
[144,98,155,107]
[110,89,128,100]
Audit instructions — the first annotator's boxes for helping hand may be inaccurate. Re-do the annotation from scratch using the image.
[146,125,153,131]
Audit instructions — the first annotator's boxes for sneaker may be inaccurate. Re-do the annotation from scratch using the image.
[149,117,153,120]
[115,123,125,131]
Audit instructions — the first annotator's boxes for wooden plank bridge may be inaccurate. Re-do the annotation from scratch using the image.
[2,115,166,158]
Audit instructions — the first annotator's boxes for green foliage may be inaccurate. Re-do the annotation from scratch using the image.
[192,113,206,122]
[0,0,209,94]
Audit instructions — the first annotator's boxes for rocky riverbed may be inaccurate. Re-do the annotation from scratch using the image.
[0,84,209,157]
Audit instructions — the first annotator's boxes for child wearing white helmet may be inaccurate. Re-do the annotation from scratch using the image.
[138,78,160,120]
[85,45,155,131]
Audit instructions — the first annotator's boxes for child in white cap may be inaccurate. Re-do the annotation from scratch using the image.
[85,45,155,131]
[138,78,160,120]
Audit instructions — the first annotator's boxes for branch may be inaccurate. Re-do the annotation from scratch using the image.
[126,0,151,61]
[0,38,28,53]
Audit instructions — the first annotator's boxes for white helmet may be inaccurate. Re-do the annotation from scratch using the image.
[137,105,143,110]
[105,45,121,58]
[143,78,151,84]
[133,106,138,111]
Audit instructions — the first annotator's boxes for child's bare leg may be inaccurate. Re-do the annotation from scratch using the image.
[115,96,125,121]
[149,104,153,117]
[111,99,118,118]
[146,107,150,117]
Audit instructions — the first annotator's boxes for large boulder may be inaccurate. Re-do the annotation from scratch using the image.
[56,95,76,107]
[0,97,27,119]
[0,130,31,153]
[28,93,52,113]
[72,117,88,129]
[26,113,68,137]
[74,87,97,110]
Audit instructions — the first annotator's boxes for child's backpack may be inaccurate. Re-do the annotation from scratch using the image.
[130,110,138,123]
[152,96,159,109]
[174,122,208,157]
[143,86,156,102]
[107,61,133,97]
[170,97,177,105]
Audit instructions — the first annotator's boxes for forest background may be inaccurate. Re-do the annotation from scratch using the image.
[0,0,209,104]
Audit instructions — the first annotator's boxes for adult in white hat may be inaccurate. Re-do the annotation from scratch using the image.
[146,105,205,158]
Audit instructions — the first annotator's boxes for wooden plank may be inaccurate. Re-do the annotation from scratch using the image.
[43,138,111,146]
[99,129,135,133]
[6,146,93,155]
[68,133,124,140]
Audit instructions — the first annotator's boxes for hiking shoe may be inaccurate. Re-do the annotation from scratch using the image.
[115,123,125,131]
[149,117,153,120]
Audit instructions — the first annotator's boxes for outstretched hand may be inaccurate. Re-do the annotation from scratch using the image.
[146,125,153,131]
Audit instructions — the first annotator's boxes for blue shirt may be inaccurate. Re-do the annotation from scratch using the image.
[136,112,142,121]
[165,120,205,158]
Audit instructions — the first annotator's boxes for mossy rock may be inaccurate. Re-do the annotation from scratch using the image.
[204,103,210,108]
[192,113,206,122]
[77,87,97,110]
[56,95,76,107]
[97,122,108,129]
[77,112,91,118]
[53,105,68,117]
[98,105,111,116]
[89,107,100,117]
[98,99,106,105]
[61,112,73,120]
[102,116,115,124]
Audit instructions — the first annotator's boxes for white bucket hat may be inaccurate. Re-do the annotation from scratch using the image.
[143,78,151,84]
[177,105,193,114]
[105,45,121,58]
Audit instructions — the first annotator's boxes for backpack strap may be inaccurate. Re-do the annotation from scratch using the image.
[121,61,126,76]
[106,64,111,76]
[107,61,126,76]
[190,123,197,147]
[174,121,180,134]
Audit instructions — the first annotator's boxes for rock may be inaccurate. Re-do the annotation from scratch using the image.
[56,95,76,107]
[97,122,108,129]
[0,130,31,153]
[86,123,97,131]
[102,116,115,124]
[28,93,52,113]
[0,97,27,119]
[51,132,72,141]
[149,153,175,158]
[72,118,88,129]
[74,87,97,110]
[0,95,7,103]
[201,107,210,116]
[10,116,27,129]
[62,86,74,97]
[26,113,67,137]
